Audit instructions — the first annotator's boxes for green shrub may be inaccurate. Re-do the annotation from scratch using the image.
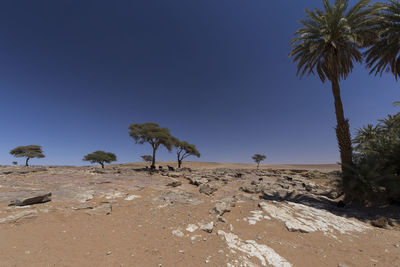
[345,110,400,204]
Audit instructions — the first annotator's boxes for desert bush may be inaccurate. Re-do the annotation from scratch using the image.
[344,110,400,204]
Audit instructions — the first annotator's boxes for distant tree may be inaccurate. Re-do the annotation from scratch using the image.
[12,161,18,166]
[128,122,176,169]
[174,140,200,168]
[141,155,153,164]
[252,154,266,170]
[289,0,379,172]
[83,151,117,169]
[10,145,45,166]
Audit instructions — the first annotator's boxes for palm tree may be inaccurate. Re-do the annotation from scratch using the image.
[289,0,379,172]
[365,0,400,79]
[353,124,380,151]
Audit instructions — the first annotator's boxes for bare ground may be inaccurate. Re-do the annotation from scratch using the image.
[0,162,399,267]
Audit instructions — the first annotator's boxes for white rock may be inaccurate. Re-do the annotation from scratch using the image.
[172,229,184,237]
[186,224,199,232]
[218,230,292,267]
[258,201,370,236]
[76,190,94,203]
[191,234,202,241]
[199,222,214,233]
[105,191,125,199]
[124,195,141,201]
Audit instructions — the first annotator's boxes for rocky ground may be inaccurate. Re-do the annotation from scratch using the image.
[0,162,399,267]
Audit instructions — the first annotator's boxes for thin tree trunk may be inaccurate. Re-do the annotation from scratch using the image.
[257,162,260,170]
[25,157,30,167]
[331,78,353,172]
[151,147,156,169]
[100,162,104,169]
[178,160,182,168]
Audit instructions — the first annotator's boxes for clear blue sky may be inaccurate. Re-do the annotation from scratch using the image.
[0,0,398,166]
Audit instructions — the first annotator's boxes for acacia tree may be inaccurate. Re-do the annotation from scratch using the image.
[10,145,45,166]
[252,154,266,170]
[290,0,379,172]
[141,155,153,165]
[128,122,176,169]
[175,140,200,168]
[83,151,117,168]
[365,0,400,79]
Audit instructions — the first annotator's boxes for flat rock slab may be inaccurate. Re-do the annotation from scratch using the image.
[8,193,52,206]
[0,210,38,224]
[258,201,370,236]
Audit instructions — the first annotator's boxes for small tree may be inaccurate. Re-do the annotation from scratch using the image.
[10,145,45,166]
[83,151,117,169]
[252,154,266,170]
[175,140,200,168]
[128,122,176,169]
[141,155,153,164]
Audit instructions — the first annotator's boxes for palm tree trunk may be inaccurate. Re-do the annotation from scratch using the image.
[331,78,353,172]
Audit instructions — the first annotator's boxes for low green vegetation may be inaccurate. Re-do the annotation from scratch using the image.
[83,151,117,168]
[10,145,45,166]
[343,108,400,204]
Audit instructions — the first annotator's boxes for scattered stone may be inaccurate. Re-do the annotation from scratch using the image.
[191,235,202,241]
[186,224,199,232]
[124,195,141,201]
[213,202,231,215]
[240,185,261,194]
[105,191,125,199]
[106,251,112,255]
[167,181,182,187]
[0,210,38,224]
[168,172,181,178]
[371,218,388,228]
[199,184,218,195]
[86,202,112,215]
[76,191,94,203]
[189,177,209,186]
[9,193,52,206]
[72,203,94,210]
[172,229,184,237]
[338,263,349,267]
[217,216,227,223]
[199,222,214,233]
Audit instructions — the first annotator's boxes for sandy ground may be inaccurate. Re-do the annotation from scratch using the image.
[0,162,399,267]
